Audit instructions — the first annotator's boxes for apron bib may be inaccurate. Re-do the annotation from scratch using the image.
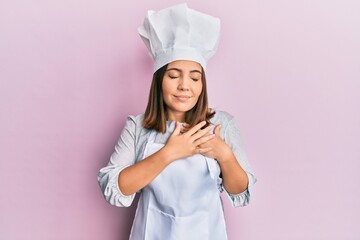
[129,129,227,240]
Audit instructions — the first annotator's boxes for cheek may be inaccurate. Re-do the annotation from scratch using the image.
[194,84,203,98]
[161,82,171,97]
[162,79,176,94]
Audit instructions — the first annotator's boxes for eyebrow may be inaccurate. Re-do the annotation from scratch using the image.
[166,68,202,74]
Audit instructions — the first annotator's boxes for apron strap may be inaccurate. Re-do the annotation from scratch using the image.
[142,130,157,159]
[204,156,217,179]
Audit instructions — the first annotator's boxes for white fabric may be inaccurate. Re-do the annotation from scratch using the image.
[129,130,227,239]
[138,3,221,72]
[97,110,257,208]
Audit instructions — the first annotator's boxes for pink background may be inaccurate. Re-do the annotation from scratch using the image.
[1,1,359,239]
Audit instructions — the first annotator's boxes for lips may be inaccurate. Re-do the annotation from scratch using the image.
[174,95,192,102]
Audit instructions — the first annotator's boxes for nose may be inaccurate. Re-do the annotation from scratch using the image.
[177,76,190,91]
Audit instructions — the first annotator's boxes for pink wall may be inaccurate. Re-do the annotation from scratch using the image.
[1,1,359,239]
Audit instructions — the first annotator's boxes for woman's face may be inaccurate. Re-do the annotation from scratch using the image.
[162,60,203,122]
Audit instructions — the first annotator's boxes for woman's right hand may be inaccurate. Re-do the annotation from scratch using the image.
[117,121,215,196]
[161,121,215,162]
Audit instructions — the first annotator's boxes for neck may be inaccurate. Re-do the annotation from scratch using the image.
[166,112,185,122]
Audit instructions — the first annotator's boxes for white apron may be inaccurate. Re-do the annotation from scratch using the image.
[129,129,227,240]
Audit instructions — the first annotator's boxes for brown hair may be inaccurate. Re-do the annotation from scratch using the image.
[142,63,215,133]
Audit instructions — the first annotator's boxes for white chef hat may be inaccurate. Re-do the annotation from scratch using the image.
[138,3,221,72]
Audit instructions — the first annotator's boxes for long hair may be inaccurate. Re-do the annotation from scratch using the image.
[142,63,215,133]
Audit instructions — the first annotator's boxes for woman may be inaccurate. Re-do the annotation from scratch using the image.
[98,3,256,239]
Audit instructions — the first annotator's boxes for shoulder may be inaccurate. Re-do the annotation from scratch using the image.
[209,109,244,142]
[123,113,150,150]
[127,113,145,125]
[209,109,241,139]
[122,113,148,135]
[209,109,235,125]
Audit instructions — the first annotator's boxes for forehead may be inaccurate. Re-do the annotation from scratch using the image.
[167,60,202,72]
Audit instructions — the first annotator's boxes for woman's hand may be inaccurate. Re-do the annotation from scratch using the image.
[161,121,215,162]
[200,124,250,194]
[200,124,234,163]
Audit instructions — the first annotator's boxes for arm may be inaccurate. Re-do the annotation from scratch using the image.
[118,146,172,196]
[118,121,215,196]
[200,124,249,194]
[217,148,249,194]
[200,117,257,206]
[97,115,138,207]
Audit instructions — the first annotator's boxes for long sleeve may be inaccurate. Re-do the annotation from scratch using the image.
[219,115,257,207]
[97,115,137,207]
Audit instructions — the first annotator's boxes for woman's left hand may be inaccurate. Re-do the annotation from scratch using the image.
[199,124,233,163]
[192,124,249,194]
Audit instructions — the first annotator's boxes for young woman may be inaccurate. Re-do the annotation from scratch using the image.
[98,4,256,239]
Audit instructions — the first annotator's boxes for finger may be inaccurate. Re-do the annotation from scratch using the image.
[194,133,215,146]
[190,125,212,141]
[185,121,207,136]
[171,121,182,136]
[195,147,212,154]
[180,123,190,134]
[203,132,212,137]
[214,124,222,136]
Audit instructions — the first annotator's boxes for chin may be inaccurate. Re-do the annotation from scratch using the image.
[180,103,197,110]
[169,104,196,113]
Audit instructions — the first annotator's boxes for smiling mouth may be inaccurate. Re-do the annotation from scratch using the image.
[174,95,192,102]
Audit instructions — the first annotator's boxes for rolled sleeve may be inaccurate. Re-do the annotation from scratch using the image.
[98,164,135,207]
[225,171,257,207]
[97,115,138,207]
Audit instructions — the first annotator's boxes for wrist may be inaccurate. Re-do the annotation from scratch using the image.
[158,146,176,165]
[217,147,236,164]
